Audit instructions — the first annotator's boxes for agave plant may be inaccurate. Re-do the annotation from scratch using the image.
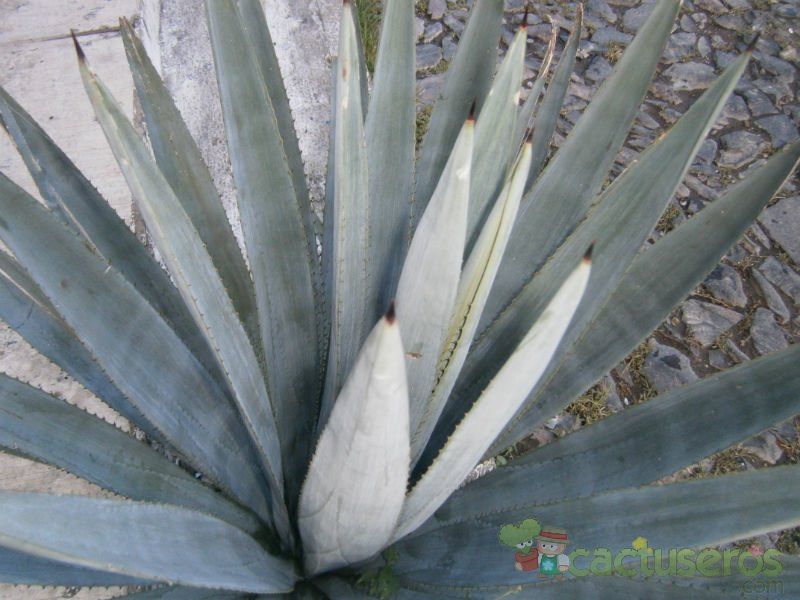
[0,0,798,596]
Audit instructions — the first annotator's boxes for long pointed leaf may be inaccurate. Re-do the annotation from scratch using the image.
[299,309,409,575]
[393,466,800,587]
[398,118,473,444]
[396,255,591,541]
[0,173,271,524]
[512,22,558,154]
[481,0,680,331]
[0,86,220,380]
[120,18,259,352]
[494,138,800,452]
[422,344,800,534]
[0,545,148,586]
[0,373,262,536]
[319,0,372,429]
[206,0,320,504]
[0,493,298,593]
[413,0,504,231]
[465,23,527,250]
[0,250,155,436]
[526,7,582,189]
[77,37,290,544]
[411,142,532,465]
[365,0,415,315]
[471,51,751,456]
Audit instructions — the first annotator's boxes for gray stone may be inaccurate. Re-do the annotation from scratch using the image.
[680,14,696,33]
[586,55,613,82]
[417,73,445,106]
[664,62,716,91]
[443,13,465,36]
[715,50,738,69]
[750,308,789,356]
[717,93,750,126]
[743,87,777,117]
[708,349,730,370]
[587,0,617,24]
[415,16,425,41]
[694,0,728,13]
[682,299,744,347]
[741,432,784,465]
[663,32,697,63]
[758,196,800,264]
[758,257,800,303]
[775,3,799,17]
[723,339,750,363]
[724,0,752,8]
[591,27,633,47]
[427,0,446,20]
[715,13,745,31]
[756,54,797,82]
[416,44,443,71]
[697,36,712,58]
[423,21,443,43]
[755,114,799,148]
[753,270,791,323]
[622,3,655,31]
[442,36,457,62]
[718,131,767,169]
[704,264,748,308]
[644,340,699,394]
[696,138,718,164]
[602,375,624,413]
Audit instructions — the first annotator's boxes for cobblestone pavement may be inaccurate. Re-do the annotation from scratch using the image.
[415,0,799,552]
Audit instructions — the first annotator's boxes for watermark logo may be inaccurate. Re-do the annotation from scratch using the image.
[498,517,786,590]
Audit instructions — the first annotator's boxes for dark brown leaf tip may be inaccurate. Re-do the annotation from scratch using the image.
[467,99,477,122]
[583,242,595,263]
[385,300,396,324]
[71,30,85,62]
[745,33,760,53]
[343,0,350,5]
[521,5,530,30]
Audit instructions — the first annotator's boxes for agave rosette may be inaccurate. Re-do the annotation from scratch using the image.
[0,0,798,597]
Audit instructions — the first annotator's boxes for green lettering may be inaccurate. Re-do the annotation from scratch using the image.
[676,548,695,577]
[696,549,721,577]
[613,548,638,577]
[569,549,590,577]
[653,548,677,576]
[590,548,613,576]
[722,548,739,576]
[762,549,783,577]
[738,551,763,577]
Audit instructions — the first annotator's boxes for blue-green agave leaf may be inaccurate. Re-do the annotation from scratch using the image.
[365,0,415,315]
[480,0,680,331]
[0,545,149,586]
[0,493,298,593]
[319,0,373,430]
[119,18,259,353]
[0,172,271,524]
[465,22,527,251]
[461,51,751,457]
[420,343,800,533]
[206,0,321,506]
[525,6,581,189]
[494,138,800,452]
[0,249,156,437]
[393,466,800,588]
[77,37,290,545]
[412,0,503,231]
[0,373,262,536]
[0,86,221,380]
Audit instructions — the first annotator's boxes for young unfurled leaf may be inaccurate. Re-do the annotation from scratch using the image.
[299,308,409,575]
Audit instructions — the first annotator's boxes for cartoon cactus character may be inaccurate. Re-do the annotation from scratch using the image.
[499,518,542,572]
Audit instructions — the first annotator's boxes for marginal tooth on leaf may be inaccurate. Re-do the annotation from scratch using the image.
[745,33,760,53]
[525,126,535,144]
[467,99,477,122]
